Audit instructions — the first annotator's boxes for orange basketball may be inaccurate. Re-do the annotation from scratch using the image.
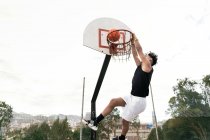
[108,29,120,42]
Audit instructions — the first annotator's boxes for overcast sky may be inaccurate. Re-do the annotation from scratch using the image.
[0,0,210,123]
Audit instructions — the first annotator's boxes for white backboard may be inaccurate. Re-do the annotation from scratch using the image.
[83,17,131,55]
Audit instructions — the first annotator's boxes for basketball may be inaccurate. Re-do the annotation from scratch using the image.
[107,29,120,42]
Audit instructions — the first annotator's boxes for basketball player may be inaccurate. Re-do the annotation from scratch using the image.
[83,34,158,140]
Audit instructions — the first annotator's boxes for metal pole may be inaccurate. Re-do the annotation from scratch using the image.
[80,77,85,140]
[150,84,159,140]
[0,127,2,139]
[91,55,111,140]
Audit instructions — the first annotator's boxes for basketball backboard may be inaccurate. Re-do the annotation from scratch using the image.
[83,17,131,55]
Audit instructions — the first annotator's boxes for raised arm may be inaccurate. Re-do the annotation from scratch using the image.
[131,42,141,66]
[131,34,152,72]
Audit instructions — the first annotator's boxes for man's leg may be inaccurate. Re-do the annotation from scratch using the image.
[83,97,126,131]
[96,97,126,124]
[119,119,129,140]
[101,97,126,116]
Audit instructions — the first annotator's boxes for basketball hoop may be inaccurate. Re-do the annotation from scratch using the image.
[107,29,133,61]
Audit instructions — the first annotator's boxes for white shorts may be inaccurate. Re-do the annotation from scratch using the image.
[121,95,146,122]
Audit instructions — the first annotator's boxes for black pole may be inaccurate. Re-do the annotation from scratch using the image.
[91,54,111,140]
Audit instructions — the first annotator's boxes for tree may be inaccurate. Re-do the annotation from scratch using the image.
[167,78,210,118]
[49,117,72,140]
[22,117,73,140]
[59,118,71,139]
[201,75,210,107]
[82,127,91,140]
[50,118,60,139]
[72,129,80,140]
[97,108,120,139]
[6,129,23,140]
[147,127,163,140]
[130,116,141,140]
[108,108,120,137]
[0,101,13,139]
[0,101,13,128]
[72,127,90,140]
[165,75,210,140]
[23,124,43,140]
[38,121,50,140]
[162,117,210,140]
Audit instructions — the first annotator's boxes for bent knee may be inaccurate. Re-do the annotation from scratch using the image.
[109,98,125,107]
[109,98,118,106]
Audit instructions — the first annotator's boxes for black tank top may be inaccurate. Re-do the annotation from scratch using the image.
[131,64,153,97]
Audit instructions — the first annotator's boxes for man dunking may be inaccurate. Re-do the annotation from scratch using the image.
[83,33,158,140]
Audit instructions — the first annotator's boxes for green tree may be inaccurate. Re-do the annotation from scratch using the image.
[22,118,73,140]
[130,116,140,140]
[72,127,90,140]
[167,78,210,117]
[82,127,91,140]
[72,129,80,140]
[60,117,72,139]
[97,108,120,139]
[147,127,163,140]
[0,101,13,127]
[162,117,210,140]
[0,101,13,139]
[6,129,23,140]
[50,118,60,139]
[23,124,43,140]
[49,117,72,140]
[201,75,210,107]
[38,121,50,139]
[164,75,210,140]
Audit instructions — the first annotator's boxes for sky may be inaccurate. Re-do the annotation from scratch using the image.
[0,0,210,123]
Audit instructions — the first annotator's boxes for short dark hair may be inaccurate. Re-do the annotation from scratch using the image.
[148,52,158,66]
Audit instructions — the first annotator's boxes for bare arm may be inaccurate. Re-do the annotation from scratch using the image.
[131,44,141,66]
[133,37,146,62]
[132,34,152,72]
